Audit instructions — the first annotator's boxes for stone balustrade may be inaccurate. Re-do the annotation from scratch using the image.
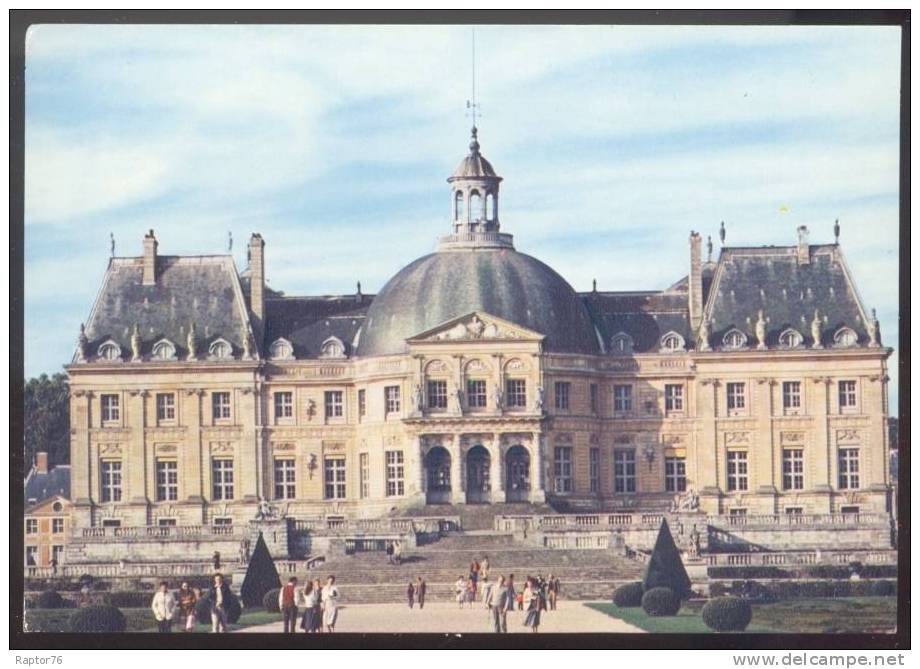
[79,524,246,542]
[292,515,460,535]
[707,513,891,528]
[705,549,897,567]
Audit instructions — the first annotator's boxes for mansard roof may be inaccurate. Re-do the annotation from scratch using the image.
[24,464,70,505]
[264,294,370,359]
[582,291,691,354]
[79,255,253,362]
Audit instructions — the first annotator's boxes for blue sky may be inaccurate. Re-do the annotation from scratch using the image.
[24,24,901,410]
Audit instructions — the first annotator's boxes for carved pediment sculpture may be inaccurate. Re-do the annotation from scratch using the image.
[410,311,545,344]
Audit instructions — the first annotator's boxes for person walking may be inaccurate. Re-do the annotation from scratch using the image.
[386,541,394,564]
[311,579,323,633]
[300,581,316,633]
[321,575,340,633]
[416,576,427,610]
[465,577,476,609]
[151,581,176,633]
[501,574,515,634]
[481,556,490,581]
[523,578,541,633]
[407,581,415,609]
[209,573,232,633]
[547,575,560,611]
[177,581,198,632]
[454,575,467,609]
[487,576,508,633]
[393,540,403,566]
[480,576,493,609]
[469,559,480,595]
[279,576,299,634]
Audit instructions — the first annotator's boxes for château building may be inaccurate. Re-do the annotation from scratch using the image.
[64,126,892,559]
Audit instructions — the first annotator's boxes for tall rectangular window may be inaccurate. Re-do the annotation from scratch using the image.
[156,393,176,423]
[614,449,636,493]
[273,458,296,499]
[506,379,527,408]
[52,545,65,564]
[386,451,405,497]
[212,392,231,420]
[589,447,600,493]
[101,394,120,422]
[613,384,632,413]
[155,459,178,501]
[554,382,570,410]
[26,519,38,534]
[385,386,401,414]
[838,380,857,412]
[553,447,573,493]
[467,379,487,408]
[427,380,447,410]
[590,384,598,414]
[838,448,860,489]
[100,460,122,502]
[274,391,293,422]
[726,451,748,491]
[665,456,687,492]
[324,456,346,499]
[782,381,801,412]
[358,389,366,419]
[359,453,369,499]
[26,546,38,566]
[726,382,746,411]
[212,459,234,501]
[664,384,684,413]
[782,449,804,490]
[324,390,344,418]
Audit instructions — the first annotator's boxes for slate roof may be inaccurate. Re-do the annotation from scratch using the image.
[264,295,370,359]
[24,465,70,504]
[582,291,691,353]
[703,245,873,349]
[80,256,253,362]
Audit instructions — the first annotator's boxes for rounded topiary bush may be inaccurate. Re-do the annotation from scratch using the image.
[641,587,681,617]
[36,590,65,609]
[68,605,127,633]
[613,582,644,608]
[709,582,727,598]
[871,580,895,597]
[701,596,753,632]
[195,591,242,624]
[262,588,281,613]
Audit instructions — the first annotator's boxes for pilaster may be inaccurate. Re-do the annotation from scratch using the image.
[184,388,205,503]
[71,390,94,509]
[127,390,149,505]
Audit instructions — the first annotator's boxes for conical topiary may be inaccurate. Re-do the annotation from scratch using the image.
[642,518,692,599]
[239,532,281,608]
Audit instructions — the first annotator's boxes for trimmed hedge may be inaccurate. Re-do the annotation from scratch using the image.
[709,565,897,581]
[262,588,282,613]
[68,605,127,633]
[641,587,681,617]
[711,579,898,600]
[195,591,242,624]
[709,566,790,580]
[709,582,728,598]
[106,591,154,608]
[702,597,753,632]
[871,580,896,597]
[612,582,644,608]
[36,590,65,609]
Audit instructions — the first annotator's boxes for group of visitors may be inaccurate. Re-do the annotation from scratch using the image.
[484,573,559,633]
[278,575,341,634]
[405,576,427,608]
[150,573,233,633]
[451,556,491,608]
[385,540,403,565]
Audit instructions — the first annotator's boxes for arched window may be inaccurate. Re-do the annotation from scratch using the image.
[610,332,634,354]
[778,328,803,349]
[469,190,482,222]
[270,338,294,360]
[151,339,177,360]
[97,340,121,361]
[834,327,858,348]
[454,191,464,221]
[320,336,346,359]
[485,192,495,221]
[209,338,233,360]
[722,328,748,350]
[659,331,685,353]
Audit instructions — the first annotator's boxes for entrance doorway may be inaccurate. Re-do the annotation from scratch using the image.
[466,445,491,504]
[425,446,452,504]
[505,445,531,502]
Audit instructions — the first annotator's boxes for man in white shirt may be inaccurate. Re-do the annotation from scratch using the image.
[151,581,177,633]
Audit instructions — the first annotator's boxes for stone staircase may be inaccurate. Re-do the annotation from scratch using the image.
[300,530,643,604]
[396,502,557,531]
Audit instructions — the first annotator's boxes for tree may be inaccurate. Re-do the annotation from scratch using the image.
[239,532,281,608]
[642,518,692,599]
[23,373,70,466]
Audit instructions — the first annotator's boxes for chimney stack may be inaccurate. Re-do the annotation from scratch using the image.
[248,233,265,328]
[797,225,810,265]
[689,231,703,330]
[35,451,49,474]
[142,229,158,286]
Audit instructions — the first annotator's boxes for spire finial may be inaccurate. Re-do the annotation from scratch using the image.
[719,221,726,245]
[834,218,840,244]
[465,28,482,145]
[707,235,713,262]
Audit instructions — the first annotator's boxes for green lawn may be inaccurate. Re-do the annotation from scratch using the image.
[23,607,282,633]
[587,597,898,634]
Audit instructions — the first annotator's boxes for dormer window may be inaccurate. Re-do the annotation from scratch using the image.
[778,328,804,349]
[97,340,122,361]
[320,336,346,359]
[270,338,295,361]
[659,331,685,353]
[834,327,859,348]
[722,329,748,350]
[209,338,233,360]
[151,339,177,360]
[611,332,634,354]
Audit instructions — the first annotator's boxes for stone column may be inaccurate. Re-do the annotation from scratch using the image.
[490,434,506,504]
[449,436,464,504]
[531,431,546,504]
[412,435,426,504]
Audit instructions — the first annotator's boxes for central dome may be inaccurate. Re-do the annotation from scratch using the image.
[357,249,600,357]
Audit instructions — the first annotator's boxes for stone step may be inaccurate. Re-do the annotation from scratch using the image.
[309,580,628,604]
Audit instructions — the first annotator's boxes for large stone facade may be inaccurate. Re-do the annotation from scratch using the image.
[64,127,893,560]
